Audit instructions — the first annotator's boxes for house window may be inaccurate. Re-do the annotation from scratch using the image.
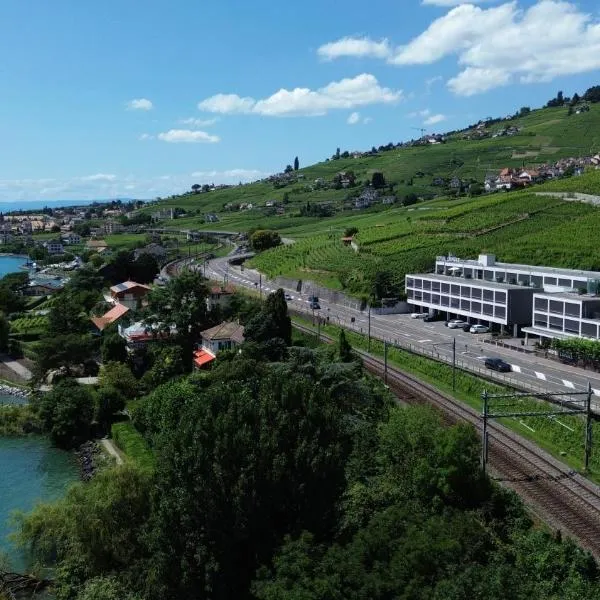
[535,297,548,311]
[564,303,580,317]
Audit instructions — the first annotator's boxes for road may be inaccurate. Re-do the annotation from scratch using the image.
[204,254,600,405]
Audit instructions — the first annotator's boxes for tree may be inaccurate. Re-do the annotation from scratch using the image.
[131,253,159,283]
[95,386,126,430]
[38,379,95,448]
[101,332,128,364]
[282,192,290,204]
[344,226,358,238]
[372,271,398,301]
[34,334,97,382]
[402,193,418,206]
[583,85,600,103]
[249,230,282,252]
[245,288,292,346]
[48,293,88,335]
[98,362,138,400]
[518,106,531,117]
[294,156,299,171]
[570,93,581,106]
[284,164,294,173]
[371,172,386,189]
[0,284,24,314]
[338,330,353,362]
[191,184,201,194]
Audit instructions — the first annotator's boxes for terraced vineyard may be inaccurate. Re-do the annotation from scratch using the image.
[10,315,48,334]
[251,185,600,296]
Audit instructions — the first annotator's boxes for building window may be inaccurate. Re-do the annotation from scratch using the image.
[549,316,563,330]
[461,299,470,311]
[531,275,543,287]
[414,279,422,289]
[406,277,414,287]
[423,292,431,302]
[471,288,481,299]
[432,294,440,304]
[471,301,481,313]
[441,296,449,307]
[483,303,493,316]
[574,280,587,290]
[549,300,563,314]
[484,270,494,281]
[495,291,506,304]
[407,290,414,299]
[495,306,506,318]
[564,319,579,334]
[564,303,580,317]
[414,292,422,301]
[582,322,598,338]
[507,272,517,284]
[558,278,571,287]
[432,281,440,292]
[518,274,530,285]
[463,268,472,278]
[451,284,460,295]
[483,289,494,302]
[441,283,449,293]
[534,316,548,327]
[544,276,557,286]
[423,280,431,290]
[535,297,548,311]
[450,298,459,308]
[460,286,471,297]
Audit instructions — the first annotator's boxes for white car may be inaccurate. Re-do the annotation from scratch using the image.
[446,319,467,329]
[470,324,490,334]
[410,312,426,319]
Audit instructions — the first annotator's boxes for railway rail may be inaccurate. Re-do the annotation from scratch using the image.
[294,323,600,557]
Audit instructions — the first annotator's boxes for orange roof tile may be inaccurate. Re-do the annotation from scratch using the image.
[193,349,216,368]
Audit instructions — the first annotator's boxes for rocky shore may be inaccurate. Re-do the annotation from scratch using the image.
[75,441,102,481]
[0,384,30,404]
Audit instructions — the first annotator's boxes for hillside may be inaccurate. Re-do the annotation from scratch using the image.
[144,103,600,297]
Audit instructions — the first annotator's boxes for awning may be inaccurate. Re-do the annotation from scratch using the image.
[193,349,216,368]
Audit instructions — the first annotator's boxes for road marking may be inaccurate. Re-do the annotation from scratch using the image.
[535,371,547,381]
[511,364,522,373]
[562,380,575,389]
[477,356,487,360]
[593,388,600,397]
[418,339,432,343]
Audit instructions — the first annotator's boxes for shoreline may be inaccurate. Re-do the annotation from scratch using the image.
[0,384,30,404]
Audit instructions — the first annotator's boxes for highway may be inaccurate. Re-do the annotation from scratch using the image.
[203,253,600,405]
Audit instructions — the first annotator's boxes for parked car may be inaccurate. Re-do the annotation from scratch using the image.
[410,312,426,319]
[470,324,489,334]
[310,302,321,310]
[460,323,471,332]
[446,319,467,329]
[423,314,436,322]
[484,357,511,372]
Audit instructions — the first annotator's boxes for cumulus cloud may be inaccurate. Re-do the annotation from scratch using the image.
[139,133,154,141]
[157,129,220,143]
[126,98,153,110]
[347,111,361,125]
[317,37,392,60]
[320,1,600,96]
[408,108,431,118]
[197,74,401,117]
[179,117,219,127]
[81,173,116,182]
[423,113,447,125]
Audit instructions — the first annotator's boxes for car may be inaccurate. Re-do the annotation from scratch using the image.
[484,357,512,372]
[410,312,426,319]
[459,323,471,332]
[446,319,467,329]
[470,324,489,334]
[310,302,321,310]
[423,314,436,322]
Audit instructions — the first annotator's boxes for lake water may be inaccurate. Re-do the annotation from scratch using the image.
[0,255,27,278]
[0,437,78,570]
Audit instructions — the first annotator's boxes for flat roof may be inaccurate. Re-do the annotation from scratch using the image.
[534,291,600,303]
[407,273,535,291]
[436,257,600,280]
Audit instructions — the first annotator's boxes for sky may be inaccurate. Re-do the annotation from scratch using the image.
[1,0,600,202]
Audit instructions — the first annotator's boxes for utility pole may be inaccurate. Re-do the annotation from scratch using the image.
[452,337,456,392]
[317,317,321,341]
[259,273,262,300]
[481,389,489,474]
[384,340,388,384]
[368,304,371,352]
[585,381,593,472]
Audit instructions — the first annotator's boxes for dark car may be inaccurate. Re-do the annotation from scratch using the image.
[423,314,436,322]
[484,357,511,372]
[460,323,471,332]
[310,302,321,310]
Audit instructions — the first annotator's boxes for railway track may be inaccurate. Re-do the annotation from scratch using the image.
[294,323,600,556]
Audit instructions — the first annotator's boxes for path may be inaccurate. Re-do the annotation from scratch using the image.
[535,191,600,206]
[100,438,124,465]
[0,355,32,381]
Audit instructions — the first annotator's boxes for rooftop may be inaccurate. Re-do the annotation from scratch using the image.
[110,280,152,294]
[408,272,536,291]
[91,303,130,331]
[201,321,245,343]
[534,291,600,303]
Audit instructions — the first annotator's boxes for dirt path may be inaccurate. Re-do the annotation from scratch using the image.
[100,438,124,465]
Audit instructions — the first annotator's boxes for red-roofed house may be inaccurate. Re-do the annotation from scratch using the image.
[206,284,235,311]
[193,321,245,369]
[91,303,130,332]
[110,281,152,309]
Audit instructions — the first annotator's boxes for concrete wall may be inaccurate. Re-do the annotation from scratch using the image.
[271,276,364,311]
[372,302,410,315]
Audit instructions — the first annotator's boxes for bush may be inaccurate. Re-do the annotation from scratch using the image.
[111,421,154,471]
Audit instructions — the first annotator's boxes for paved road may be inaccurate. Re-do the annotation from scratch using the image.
[205,255,600,405]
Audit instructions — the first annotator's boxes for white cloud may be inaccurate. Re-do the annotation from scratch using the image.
[393,1,600,95]
[197,94,256,114]
[197,74,402,118]
[81,173,116,182]
[423,113,447,125]
[317,37,392,60]
[421,0,489,5]
[347,111,361,125]
[139,133,154,141]
[157,129,220,143]
[408,108,431,118]
[179,117,220,127]
[126,98,153,111]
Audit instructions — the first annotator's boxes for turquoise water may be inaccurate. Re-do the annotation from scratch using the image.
[0,255,27,278]
[0,437,78,570]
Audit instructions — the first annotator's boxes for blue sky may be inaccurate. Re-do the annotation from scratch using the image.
[1,0,599,202]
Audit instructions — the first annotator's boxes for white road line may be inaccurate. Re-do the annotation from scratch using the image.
[511,364,522,373]
[593,389,600,397]
[563,380,575,389]
[535,371,547,381]
[477,356,487,360]
[418,339,432,343]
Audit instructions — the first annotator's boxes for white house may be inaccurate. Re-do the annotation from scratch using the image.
[193,322,245,368]
[43,239,64,255]
[62,233,82,245]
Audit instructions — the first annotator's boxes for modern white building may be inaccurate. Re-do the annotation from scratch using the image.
[406,254,600,340]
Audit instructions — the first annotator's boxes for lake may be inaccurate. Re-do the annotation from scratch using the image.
[0,255,27,278]
[0,437,78,570]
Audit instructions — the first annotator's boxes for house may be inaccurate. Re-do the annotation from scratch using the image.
[22,277,65,296]
[86,239,108,252]
[449,177,462,189]
[62,233,82,245]
[204,213,219,223]
[265,201,275,208]
[0,232,12,245]
[43,239,64,255]
[119,321,175,350]
[109,280,152,309]
[432,177,446,186]
[90,303,130,332]
[187,231,204,242]
[133,243,168,263]
[206,284,235,311]
[103,220,123,234]
[381,196,396,205]
[19,221,32,234]
[193,321,245,369]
